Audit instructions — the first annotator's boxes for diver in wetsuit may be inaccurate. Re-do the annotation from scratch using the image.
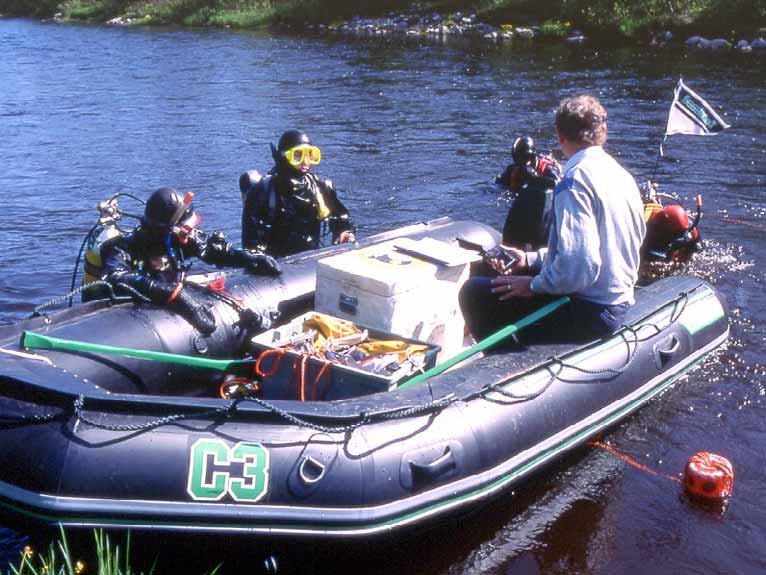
[495,136,561,192]
[496,136,562,250]
[240,129,355,257]
[96,187,281,335]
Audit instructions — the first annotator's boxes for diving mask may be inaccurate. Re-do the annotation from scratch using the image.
[283,145,321,167]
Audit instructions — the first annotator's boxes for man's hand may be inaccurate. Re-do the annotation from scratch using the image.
[337,230,356,244]
[490,275,535,300]
[486,245,528,275]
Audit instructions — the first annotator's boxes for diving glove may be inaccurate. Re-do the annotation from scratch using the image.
[203,234,281,277]
[238,250,282,276]
[170,287,217,335]
[108,274,216,335]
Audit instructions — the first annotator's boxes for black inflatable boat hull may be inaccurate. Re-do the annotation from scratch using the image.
[0,219,728,537]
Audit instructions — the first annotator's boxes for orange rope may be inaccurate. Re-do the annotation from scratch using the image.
[299,354,308,402]
[311,359,337,401]
[254,348,286,378]
[218,377,259,399]
[256,345,340,402]
[205,277,245,306]
[166,282,184,303]
[589,440,682,483]
[707,214,766,231]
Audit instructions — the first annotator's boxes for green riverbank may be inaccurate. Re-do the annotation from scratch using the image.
[1,0,765,43]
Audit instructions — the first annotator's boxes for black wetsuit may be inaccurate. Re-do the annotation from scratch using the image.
[100,226,253,287]
[495,154,561,192]
[496,155,562,250]
[241,169,354,257]
[90,226,278,334]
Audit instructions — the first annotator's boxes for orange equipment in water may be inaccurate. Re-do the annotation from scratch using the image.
[648,204,690,241]
[684,451,734,500]
[641,187,703,262]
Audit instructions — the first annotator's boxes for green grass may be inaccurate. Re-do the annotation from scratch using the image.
[538,19,571,38]
[206,7,275,27]
[66,2,110,19]
[1,0,764,39]
[6,528,135,575]
[3,527,221,575]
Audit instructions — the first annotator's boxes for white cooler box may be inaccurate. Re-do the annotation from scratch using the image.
[314,237,480,359]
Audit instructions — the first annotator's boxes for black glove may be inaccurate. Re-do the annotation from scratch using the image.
[239,250,282,276]
[108,274,216,335]
[171,288,217,335]
[153,281,217,335]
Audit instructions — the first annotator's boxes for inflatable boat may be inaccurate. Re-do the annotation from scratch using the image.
[0,219,728,537]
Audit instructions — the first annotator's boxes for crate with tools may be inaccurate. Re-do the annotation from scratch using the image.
[250,311,440,401]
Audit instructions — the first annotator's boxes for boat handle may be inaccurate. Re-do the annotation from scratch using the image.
[655,334,681,367]
[298,456,326,485]
[409,446,456,488]
[339,293,358,315]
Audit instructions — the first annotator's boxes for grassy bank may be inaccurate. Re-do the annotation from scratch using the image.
[3,528,221,575]
[1,0,765,43]
[6,529,151,575]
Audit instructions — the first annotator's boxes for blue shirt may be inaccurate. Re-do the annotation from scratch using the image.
[528,146,645,305]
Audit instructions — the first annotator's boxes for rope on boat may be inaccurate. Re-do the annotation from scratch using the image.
[72,395,240,433]
[30,280,147,320]
[546,290,689,378]
[69,393,457,435]
[238,393,457,434]
[26,286,700,434]
[0,409,66,425]
[477,289,693,402]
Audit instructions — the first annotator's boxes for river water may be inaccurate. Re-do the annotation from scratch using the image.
[0,17,764,575]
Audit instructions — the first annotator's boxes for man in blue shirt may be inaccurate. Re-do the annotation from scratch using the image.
[460,94,646,345]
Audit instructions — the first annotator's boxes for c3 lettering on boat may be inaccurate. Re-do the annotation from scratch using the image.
[187,438,270,502]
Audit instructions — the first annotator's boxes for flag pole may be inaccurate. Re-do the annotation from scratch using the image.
[650,134,666,184]
[650,78,681,184]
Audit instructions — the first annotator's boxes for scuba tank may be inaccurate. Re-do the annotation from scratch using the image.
[72,194,144,304]
[83,199,124,285]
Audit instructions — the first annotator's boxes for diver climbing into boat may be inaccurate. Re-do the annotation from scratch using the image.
[240,129,356,257]
[640,180,703,262]
[495,135,562,250]
[91,186,282,335]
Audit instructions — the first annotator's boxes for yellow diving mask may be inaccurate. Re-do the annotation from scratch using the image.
[283,145,321,167]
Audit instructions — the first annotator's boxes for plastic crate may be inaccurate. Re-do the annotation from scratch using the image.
[251,312,440,401]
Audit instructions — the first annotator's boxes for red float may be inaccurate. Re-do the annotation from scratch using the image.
[684,452,734,500]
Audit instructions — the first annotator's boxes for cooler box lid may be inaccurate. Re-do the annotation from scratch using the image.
[316,238,480,298]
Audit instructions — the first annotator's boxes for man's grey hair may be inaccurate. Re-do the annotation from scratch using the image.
[555,95,608,146]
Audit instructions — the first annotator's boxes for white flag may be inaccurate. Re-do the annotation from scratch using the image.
[665,79,730,136]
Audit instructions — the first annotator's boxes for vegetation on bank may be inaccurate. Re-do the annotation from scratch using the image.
[3,528,220,575]
[0,0,765,42]
[6,529,140,575]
